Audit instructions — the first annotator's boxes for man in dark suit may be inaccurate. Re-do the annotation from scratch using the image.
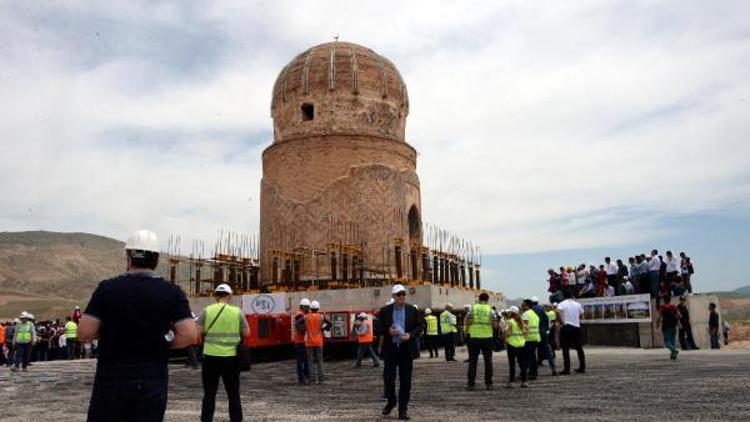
[378,284,422,420]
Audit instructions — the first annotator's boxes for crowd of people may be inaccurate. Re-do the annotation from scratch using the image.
[0,307,94,371]
[0,229,726,421]
[546,249,695,304]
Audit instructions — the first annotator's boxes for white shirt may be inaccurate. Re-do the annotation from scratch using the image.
[665,257,679,273]
[648,256,661,272]
[623,281,635,294]
[557,299,584,328]
[605,263,618,276]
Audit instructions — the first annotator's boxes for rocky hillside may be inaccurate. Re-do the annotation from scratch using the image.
[0,231,125,302]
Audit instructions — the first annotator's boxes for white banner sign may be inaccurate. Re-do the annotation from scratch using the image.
[241,293,288,315]
[578,293,651,324]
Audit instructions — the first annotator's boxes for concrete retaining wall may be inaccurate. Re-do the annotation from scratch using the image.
[583,293,720,349]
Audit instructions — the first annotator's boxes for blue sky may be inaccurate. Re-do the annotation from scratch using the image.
[1,1,749,299]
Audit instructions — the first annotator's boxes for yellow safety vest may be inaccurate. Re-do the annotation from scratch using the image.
[440,311,456,334]
[203,303,242,357]
[64,321,77,339]
[425,315,438,336]
[505,319,526,348]
[468,304,493,339]
[546,310,556,322]
[523,310,541,342]
[15,322,33,343]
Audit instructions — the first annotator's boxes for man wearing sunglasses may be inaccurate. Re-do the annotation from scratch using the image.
[378,284,422,420]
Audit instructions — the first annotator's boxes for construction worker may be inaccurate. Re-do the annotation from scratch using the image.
[465,292,499,390]
[532,297,556,376]
[0,322,5,366]
[521,299,541,380]
[423,308,439,358]
[11,311,36,372]
[78,229,197,422]
[197,283,250,422]
[353,313,380,368]
[73,305,82,323]
[293,298,311,384]
[298,300,329,384]
[64,316,78,360]
[440,304,457,361]
[503,306,528,388]
[462,303,472,362]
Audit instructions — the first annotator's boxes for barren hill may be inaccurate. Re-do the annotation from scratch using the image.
[0,231,125,303]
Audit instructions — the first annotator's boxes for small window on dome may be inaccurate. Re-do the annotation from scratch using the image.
[301,103,314,121]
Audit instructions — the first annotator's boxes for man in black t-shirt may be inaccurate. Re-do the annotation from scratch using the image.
[677,296,698,350]
[78,230,196,422]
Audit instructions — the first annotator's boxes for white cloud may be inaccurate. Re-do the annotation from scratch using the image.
[1,0,749,259]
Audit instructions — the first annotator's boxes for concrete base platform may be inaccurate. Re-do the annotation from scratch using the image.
[190,284,507,315]
[2,347,748,421]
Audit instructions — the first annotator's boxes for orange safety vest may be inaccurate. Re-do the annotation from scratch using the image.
[357,319,374,344]
[0,325,5,344]
[305,313,324,347]
[292,312,305,344]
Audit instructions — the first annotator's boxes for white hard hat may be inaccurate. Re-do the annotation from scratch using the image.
[509,306,520,313]
[357,312,367,319]
[19,311,28,319]
[446,303,453,308]
[531,296,539,303]
[300,298,311,307]
[464,304,471,310]
[425,308,432,315]
[27,313,35,320]
[75,306,80,309]
[125,229,160,253]
[310,300,320,310]
[215,283,233,295]
[391,284,406,295]
[413,304,419,310]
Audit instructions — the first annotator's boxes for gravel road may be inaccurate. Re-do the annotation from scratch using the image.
[2,347,748,421]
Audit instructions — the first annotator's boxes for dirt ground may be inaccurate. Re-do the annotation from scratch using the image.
[2,347,749,421]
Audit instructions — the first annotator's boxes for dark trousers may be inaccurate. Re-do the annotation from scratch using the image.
[648,271,660,298]
[467,337,493,386]
[506,344,527,382]
[710,332,720,349]
[201,355,242,422]
[537,334,556,371]
[607,274,618,295]
[443,333,455,360]
[67,340,78,359]
[185,344,200,368]
[87,373,168,422]
[356,343,379,366]
[560,325,585,372]
[36,342,49,362]
[678,323,698,350]
[14,343,30,369]
[425,335,439,357]
[383,345,413,415]
[294,343,309,381]
[524,341,539,378]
